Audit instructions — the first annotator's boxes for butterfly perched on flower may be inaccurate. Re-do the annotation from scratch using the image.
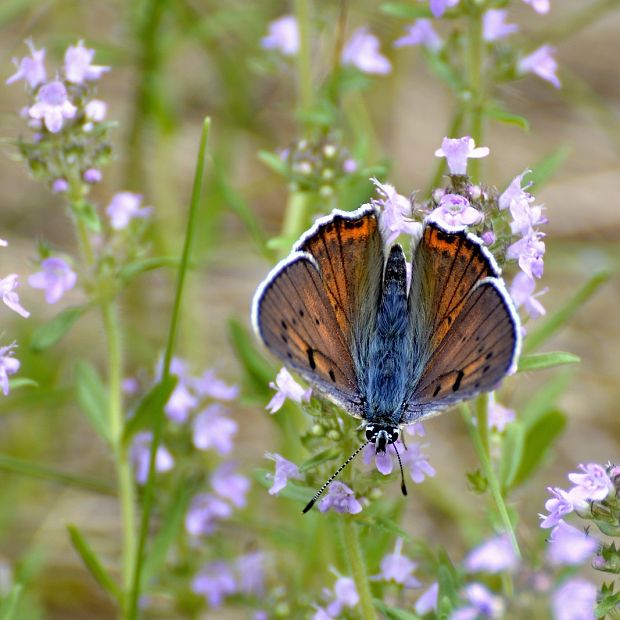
[252,205,520,510]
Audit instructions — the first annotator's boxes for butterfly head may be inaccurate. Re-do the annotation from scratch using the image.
[365,424,400,454]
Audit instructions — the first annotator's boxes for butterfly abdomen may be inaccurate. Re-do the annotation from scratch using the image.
[363,245,413,426]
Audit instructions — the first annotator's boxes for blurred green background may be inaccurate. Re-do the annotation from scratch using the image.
[0,0,619,617]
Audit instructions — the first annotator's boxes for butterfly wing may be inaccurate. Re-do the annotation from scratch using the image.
[403,221,521,421]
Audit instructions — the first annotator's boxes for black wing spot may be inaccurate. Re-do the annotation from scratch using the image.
[307,348,316,370]
[475,335,481,342]
[442,250,451,259]
[485,351,493,360]
[299,309,305,317]
[446,315,452,325]
[281,334,288,343]
[292,317,297,326]
[281,320,287,330]
[433,384,441,397]
[452,370,465,392]
[483,365,490,374]
[287,352,292,359]
[315,318,320,325]
[474,381,480,389]
[329,369,336,382]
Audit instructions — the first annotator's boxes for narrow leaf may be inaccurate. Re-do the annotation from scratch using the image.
[67,524,121,602]
[7,377,38,391]
[521,370,573,426]
[486,103,530,131]
[75,361,109,443]
[499,421,526,492]
[518,351,580,372]
[0,584,22,620]
[528,144,572,189]
[373,600,422,620]
[30,306,86,352]
[299,447,340,473]
[257,150,288,176]
[524,271,610,353]
[380,2,431,18]
[119,257,181,282]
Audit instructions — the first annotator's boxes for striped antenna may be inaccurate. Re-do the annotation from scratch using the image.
[302,442,370,514]
[392,441,408,496]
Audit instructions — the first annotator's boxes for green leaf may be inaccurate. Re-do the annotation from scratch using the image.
[499,421,526,492]
[595,589,620,616]
[425,53,463,91]
[520,370,573,426]
[30,306,86,352]
[436,547,460,618]
[486,103,530,131]
[122,375,178,445]
[253,468,314,504]
[0,584,22,620]
[257,149,288,177]
[119,257,181,282]
[75,361,110,444]
[7,377,38,391]
[67,524,121,602]
[518,351,580,372]
[79,201,102,232]
[356,516,412,541]
[524,271,610,353]
[299,447,340,473]
[512,409,566,487]
[266,235,296,251]
[528,144,572,189]
[373,600,422,620]
[380,2,431,18]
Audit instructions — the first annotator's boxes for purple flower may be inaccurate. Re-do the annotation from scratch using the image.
[519,45,560,89]
[483,10,518,42]
[64,41,110,84]
[0,342,20,396]
[547,520,598,566]
[551,578,596,620]
[185,493,232,536]
[52,178,69,193]
[522,0,550,14]
[428,0,460,18]
[434,136,490,175]
[377,538,421,588]
[129,432,174,484]
[452,583,504,620]
[368,178,422,245]
[28,81,77,133]
[318,481,362,514]
[404,422,426,437]
[211,463,250,508]
[429,194,482,229]
[192,562,236,607]
[6,40,46,88]
[326,577,359,617]
[506,231,545,279]
[363,440,434,482]
[193,404,238,454]
[28,257,77,304]
[488,398,515,432]
[464,534,519,573]
[266,367,311,413]
[415,582,438,615]
[265,452,302,495]
[510,272,547,320]
[164,382,198,423]
[193,369,239,401]
[312,608,332,620]
[83,168,102,183]
[568,462,614,502]
[539,487,575,529]
[235,552,265,596]
[106,192,152,229]
[481,230,495,245]
[499,171,532,212]
[343,158,358,174]
[261,15,299,56]
[0,275,30,318]
[394,20,442,52]
[84,99,107,122]
[341,28,391,75]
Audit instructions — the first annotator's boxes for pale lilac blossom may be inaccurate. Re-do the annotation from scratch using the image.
[266,367,311,413]
[265,452,302,495]
[377,538,421,588]
[325,577,359,617]
[522,0,550,14]
[499,170,533,212]
[164,382,198,423]
[28,258,76,304]
[211,463,250,508]
[261,15,299,56]
[83,168,102,183]
[318,481,362,514]
[568,462,614,502]
[364,441,435,482]
[488,399,515,432]
[84,99,107,122]
[506,232,545,279]
[519,45,560,89]
[106,192,152,229]
[483,10,518,42]
[368,178,422,245]
[394,20,442,52]
[185,493,233,536]
[464,534,519,573]
[6,40,46,88]
[192,562,236,607]
[539,487,574,529]
[341,28,391,75]
[0,275,30,318]
[547,520,598,566]
[434,136,490,175]
[551,578,596,620]
[64,41,110,84]
[342,158,358,174]
[0,240,7,247]
[28,81,77,133]
[428,0,460,18]
[0,343,20,396]
[415,582,438,615]
[452,583,504,620]
[130,432,174,484]
[235,552,265,596]
[429,194,482,229]
[404,422,426,437]
[193,405,238,454]
[510,272,547,320]
[52,178,69,193]
[193,369,239,401]
[481,230,495,245]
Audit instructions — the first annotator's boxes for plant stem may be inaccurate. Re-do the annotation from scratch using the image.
[293,0,313,126]
[340,518,377,620]
[466,6,484,182]
[475,392,490,456]
[280,191,312,256]
[460,404,520,556]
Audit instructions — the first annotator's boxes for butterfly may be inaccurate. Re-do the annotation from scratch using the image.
[252,205,521,510]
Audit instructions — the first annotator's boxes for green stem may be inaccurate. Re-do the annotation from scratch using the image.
[293,0,313,126]
[460,404,520,557]
[280,191,312,256]
[466,7,484,182]
[475,393,490,456]
[126,118,211,620]
[340,518,377,620]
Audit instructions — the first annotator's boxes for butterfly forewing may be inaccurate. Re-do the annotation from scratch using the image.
[253,252,363,414]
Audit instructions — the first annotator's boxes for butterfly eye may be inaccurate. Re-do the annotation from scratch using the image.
[365,425,375,441]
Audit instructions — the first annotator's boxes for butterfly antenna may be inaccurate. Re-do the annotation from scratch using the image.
[302,442,369,514]
[392,442,408,496]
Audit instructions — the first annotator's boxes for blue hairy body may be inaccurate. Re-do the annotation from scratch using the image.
[362,245,413,426]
